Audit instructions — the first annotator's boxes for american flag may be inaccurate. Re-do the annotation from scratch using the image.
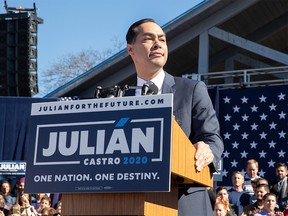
[216,85,288,186]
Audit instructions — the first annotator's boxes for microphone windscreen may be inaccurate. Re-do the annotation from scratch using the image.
[147,83,158,95]
[141,83,149,95]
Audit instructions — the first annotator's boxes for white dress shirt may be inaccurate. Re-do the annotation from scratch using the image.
[135,69,165,96]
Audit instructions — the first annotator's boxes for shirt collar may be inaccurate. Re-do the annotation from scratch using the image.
[136,69,165,94]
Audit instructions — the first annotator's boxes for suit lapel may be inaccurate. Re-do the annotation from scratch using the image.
[162,72,176,94]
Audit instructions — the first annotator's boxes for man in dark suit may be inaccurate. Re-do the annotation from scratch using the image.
[125,18,223,215]
[270,162,288,211]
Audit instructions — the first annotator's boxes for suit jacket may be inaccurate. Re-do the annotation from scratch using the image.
[126,72,223,171]
[271,176,288,204]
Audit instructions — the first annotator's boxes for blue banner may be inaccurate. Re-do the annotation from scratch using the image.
[25,94,173,193]
[0,161,26,183]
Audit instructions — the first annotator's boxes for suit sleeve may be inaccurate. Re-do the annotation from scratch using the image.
[190,81,224,172]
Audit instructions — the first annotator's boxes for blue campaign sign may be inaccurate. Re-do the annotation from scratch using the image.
[25,94,173,194]
[0,161,26,183]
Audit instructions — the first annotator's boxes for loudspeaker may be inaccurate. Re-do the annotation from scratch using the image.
[0,13,42,96]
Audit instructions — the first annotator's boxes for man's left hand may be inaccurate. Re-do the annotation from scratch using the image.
[194,141,214,172]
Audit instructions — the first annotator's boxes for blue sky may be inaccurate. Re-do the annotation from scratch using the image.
[1,0,204,95]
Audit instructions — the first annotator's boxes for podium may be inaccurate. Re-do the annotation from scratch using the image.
[61,119,212,215]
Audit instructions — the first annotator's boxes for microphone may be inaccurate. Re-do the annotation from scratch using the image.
[142,83,158,95]
[141,83,149,95]
[94,86,102,99]
[94,85,128,98]
[93,83,158,98]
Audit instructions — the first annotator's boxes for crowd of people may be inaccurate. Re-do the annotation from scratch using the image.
[213,160,288,216]
[0,177,61,216]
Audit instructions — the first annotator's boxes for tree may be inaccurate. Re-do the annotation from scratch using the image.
[38,37,124,97]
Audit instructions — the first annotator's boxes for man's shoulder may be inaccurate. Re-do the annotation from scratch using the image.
[164,72,209,91]
[270,178,278,185]
[228,188,243,193]
[173,75,199,85]
[173,76,209,94]
[228,189,242,197]
[228,188,235,192]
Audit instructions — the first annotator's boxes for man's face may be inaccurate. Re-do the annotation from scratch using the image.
[276,166,287,180]
[264,195,276,212]
[127,22,168,79]
[246,163,258,178]
[232,173,244,187]
[255,186,267,201]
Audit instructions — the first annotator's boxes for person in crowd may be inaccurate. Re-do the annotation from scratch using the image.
[213,198,229,216]
[0,180,15,208]
[0,193,9,216]
[11,183,18,196]
[125,17,223,216]
[49,193,61,211]
[241,184,273,215]
[54,200,62,215]
[249,178,260,204]
[216,186,237,216]
[280,197,288,214]
[283,204,288,216]
[16,179,24,194]
[270,162,288,211]
[249,178,269,204]
[31,193,47,209]
[7,204,20,216]
[228,171,251,215]
[16,193,37,216]
[37,196,52,214]
[257,178,269,187]
[13,178,25,201]
[214,198,229,216]
[243,159,260,196]
[40,207,57,216]
[254,193,284,216]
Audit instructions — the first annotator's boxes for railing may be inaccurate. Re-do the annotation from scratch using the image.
[182,66,288,89]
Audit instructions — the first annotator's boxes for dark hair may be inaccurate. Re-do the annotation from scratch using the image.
[126,18,156,44]
[0,193,5,200]
[0,180,11,193]
[275,162,287,170]
[263,192,276,201]
[256,184,270,193]
[216,186,228,195]
[251,177,261,184]
[41,195,52,205]
[18,193,32,206]
[232,171,244,178]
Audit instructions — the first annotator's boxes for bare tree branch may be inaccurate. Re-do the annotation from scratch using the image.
[38,37,124,96]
